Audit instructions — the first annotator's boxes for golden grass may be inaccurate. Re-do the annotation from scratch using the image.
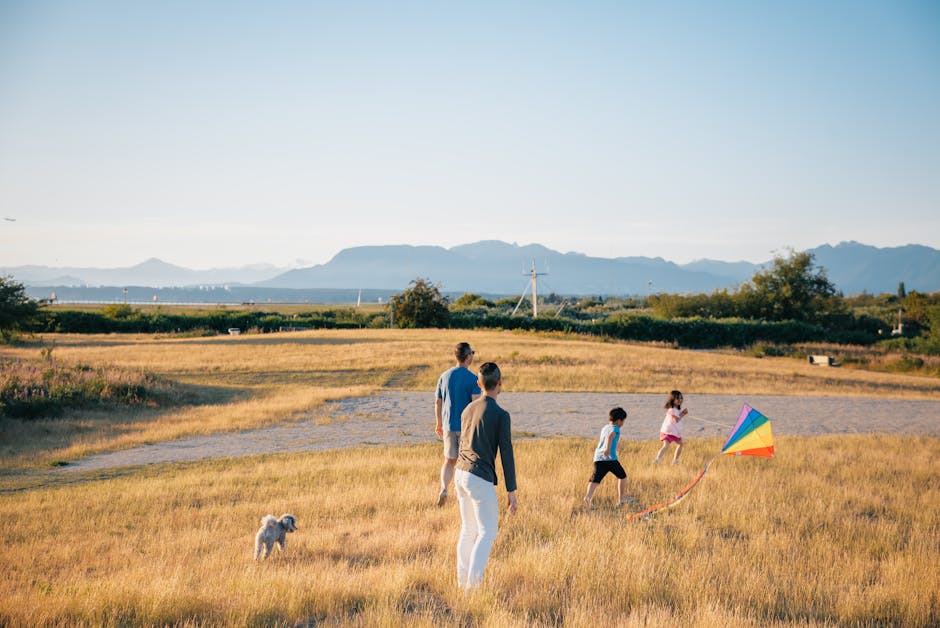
[15,329,936,397]
[2,329,939,473]
[1,435,937,626]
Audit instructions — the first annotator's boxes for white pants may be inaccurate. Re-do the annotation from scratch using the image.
[454,469,499,590]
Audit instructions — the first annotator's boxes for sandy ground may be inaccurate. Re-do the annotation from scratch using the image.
[60,392,940,473]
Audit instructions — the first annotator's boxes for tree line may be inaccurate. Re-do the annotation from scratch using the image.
[3,250,939,352]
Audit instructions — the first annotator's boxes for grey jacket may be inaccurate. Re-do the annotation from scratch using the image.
[456,396,517,492]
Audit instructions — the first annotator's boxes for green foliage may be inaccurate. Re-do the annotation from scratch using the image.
[0,276,41,340]
[101,303,136,319]
[493,297,519,309]
[389,278,450,328]
[924,305,940,353]
[649,251,850,325]
[451,293,496,309]
[447,311,878,348]
[740,250,844,322]
[649,289,738,319]
[900,291,940,327]
[30,278,935,351]
[42,306,384,334]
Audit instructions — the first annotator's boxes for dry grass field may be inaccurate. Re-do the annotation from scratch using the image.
[0,435,937,626]
[1,329,939,625]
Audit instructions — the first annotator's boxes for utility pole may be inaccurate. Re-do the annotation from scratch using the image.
[529,260,542,317]
[511,259,548,318]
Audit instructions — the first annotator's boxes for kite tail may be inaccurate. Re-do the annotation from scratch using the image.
[625,455,719,521]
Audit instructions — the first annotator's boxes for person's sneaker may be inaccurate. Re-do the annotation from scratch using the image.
[672,459,681,465]
[437,489,448,507]
[619,497,638,507]
[582,498,594,511]
[652,457,661,464]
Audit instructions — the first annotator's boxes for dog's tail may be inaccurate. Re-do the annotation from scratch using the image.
[254,533,263,560]
[260,514,278,528]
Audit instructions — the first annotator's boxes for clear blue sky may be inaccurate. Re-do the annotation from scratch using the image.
[1,0,938,269]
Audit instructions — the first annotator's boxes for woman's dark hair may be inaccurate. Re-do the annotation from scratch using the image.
[609,407,627,422]
[665,390,683,409]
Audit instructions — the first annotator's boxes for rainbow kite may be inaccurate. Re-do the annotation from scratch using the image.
[626,403,774,521]
[721,403,775,458]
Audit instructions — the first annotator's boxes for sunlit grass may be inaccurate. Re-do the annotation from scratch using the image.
[0,435,936,626]
[7,330,937,398]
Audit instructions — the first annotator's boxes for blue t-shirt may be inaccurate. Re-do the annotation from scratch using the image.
[436,366,481,432]
[593,424,621,462]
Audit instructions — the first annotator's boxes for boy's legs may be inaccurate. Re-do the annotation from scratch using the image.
[584,462,608,507]
[583,482,600,505]
[610,462,631,505]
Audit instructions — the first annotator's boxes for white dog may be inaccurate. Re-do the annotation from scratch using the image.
[254,514,298,560]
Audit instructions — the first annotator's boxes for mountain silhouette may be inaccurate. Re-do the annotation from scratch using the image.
[258,240,940,295]
[6,240,939,296]
[4,259,291,288]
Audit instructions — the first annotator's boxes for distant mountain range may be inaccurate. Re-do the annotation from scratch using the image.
[6,258,291,288]
[6,241,939,301]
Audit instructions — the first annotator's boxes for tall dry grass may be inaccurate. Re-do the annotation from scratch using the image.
[0,435,936,626]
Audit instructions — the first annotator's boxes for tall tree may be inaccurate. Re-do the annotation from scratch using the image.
[737,251,844,322]
[0,276,41,339]
[389,278,450,328]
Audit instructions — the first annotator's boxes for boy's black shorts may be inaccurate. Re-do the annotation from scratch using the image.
[590,460,627,483]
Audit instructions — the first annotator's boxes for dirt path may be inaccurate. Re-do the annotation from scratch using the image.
[58,392,940,473]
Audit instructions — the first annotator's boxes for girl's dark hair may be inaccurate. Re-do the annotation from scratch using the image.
[665,390,683,409]
[609,407,627,422]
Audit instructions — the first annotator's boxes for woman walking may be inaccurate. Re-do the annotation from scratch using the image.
[454,361,518,591]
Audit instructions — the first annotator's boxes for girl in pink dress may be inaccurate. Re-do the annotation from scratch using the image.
[654,390,688,464]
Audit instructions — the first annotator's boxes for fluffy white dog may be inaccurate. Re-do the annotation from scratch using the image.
[254,514,298,560]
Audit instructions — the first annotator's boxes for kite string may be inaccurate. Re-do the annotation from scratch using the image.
[684,415,734,429]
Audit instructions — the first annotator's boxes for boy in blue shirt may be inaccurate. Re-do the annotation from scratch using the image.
[583,407,633,509]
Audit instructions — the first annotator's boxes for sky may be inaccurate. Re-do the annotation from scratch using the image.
[1,0,939,270]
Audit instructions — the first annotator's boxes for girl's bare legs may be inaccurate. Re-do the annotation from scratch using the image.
[672,442,684,463]
[654,441,669,463]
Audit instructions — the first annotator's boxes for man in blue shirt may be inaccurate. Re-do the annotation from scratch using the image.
[435,342,480,506]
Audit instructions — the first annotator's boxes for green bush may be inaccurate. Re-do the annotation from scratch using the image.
[389,279,449,328]
[41,308,386,335]
[447,311,882,349]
